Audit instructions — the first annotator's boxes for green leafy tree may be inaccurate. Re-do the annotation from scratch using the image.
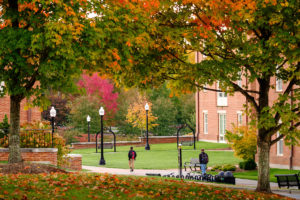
[68,96,102,135]
[103,0,299,192]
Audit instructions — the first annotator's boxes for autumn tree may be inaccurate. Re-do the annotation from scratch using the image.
[0,0,135,163]
[77,73,119,124]
[103,0,299,193]
[126,95,158,134]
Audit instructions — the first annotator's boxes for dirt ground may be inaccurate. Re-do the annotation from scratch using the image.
[0,162,68,174]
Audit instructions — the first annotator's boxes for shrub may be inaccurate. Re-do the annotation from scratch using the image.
[0,115,9,139]
[222,164,236,171]
[226,125,257,161]
[239,159,257,170]
[0,121,70,166]
[211,165,223,171]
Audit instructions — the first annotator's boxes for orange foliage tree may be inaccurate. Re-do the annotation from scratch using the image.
[126,95,158,134]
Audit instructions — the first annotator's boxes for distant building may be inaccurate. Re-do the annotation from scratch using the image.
[195,52,300,170]
[0,95,41,124]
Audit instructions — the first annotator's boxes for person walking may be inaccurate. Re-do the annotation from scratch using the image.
[199,149,209,174]
[128,147,137,172]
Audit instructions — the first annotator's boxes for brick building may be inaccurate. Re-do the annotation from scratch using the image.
[0,95,41,124]
[195,52,300,170]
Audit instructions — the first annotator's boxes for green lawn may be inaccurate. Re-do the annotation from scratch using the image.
[72,141,241,169]
[234,168,300,183]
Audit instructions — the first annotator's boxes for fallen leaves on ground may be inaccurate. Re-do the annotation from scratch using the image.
[0,173,292,200]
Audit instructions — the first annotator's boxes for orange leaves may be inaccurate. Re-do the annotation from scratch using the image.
[19,2,39,13]
[0,173,291,199]
[111,49,121,61]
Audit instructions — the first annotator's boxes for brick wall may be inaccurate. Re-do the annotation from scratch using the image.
[0,95,41,124]
[194,52,299,169]
[71,136,194,149]
[0,148,57,165]
[61,154,82,171]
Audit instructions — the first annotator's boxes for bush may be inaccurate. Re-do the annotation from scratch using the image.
[239,159,257,170]
[211,165,223,171]
[0,121,70,167]
[222,164,236,171]
[225,125,257,161]
[0,115,9,139]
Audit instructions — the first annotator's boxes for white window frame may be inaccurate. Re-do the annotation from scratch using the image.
[237,71,242,87]
[203,110,208,134]
[217,81,227,106]
[218,110,226,143]
[276,68,283,92]
[203,84,207,92]
[277,132,283,156]
[237,111,242,126]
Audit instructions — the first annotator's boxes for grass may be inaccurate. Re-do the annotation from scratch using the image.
[234,168,300,183]
[71,141,240,169]
[0,173,289,199]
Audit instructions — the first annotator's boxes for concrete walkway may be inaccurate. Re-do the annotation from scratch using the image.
[82,166,300,199]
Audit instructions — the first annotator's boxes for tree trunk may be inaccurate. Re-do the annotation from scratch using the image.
[8,95,23,163]
[256,138,271,193]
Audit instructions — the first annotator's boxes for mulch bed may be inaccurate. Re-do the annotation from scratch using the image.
[0,162,68,174]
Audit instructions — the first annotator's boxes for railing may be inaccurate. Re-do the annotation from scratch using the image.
[0,129,53,148]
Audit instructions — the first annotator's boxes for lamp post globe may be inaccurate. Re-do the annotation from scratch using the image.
[49,106,56,147]
[145,103,150,150]
[87,115,91,142]
[99,107,105,165]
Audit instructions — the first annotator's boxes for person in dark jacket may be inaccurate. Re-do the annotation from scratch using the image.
[199,149,209,174]
[128,147,137,172]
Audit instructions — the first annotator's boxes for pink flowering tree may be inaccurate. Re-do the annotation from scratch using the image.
[77,73,119,124]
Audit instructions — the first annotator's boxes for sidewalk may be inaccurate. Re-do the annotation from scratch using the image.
[82,166,300,200]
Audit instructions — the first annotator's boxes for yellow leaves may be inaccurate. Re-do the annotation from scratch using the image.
[126,95,158,130]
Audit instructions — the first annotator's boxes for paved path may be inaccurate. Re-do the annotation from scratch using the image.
[82,166,300,199]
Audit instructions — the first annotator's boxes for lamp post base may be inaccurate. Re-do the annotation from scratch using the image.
[99,158,106,165]
[145,144,150,150]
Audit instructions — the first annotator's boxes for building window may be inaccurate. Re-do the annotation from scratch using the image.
[217,81,227,106]
[276,68,283,92]
[203,111,208,134]
[203,84,207,92]
[237,71,242,87]
[277,132,283,156]
[218,111,226,142]
[237,111,242,126]
[276,77,283,92]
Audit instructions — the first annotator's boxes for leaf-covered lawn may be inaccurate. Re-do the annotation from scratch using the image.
[0,173,291,200]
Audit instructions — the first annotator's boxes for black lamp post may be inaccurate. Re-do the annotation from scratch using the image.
[178,143,182,178]
[50,106,56,148]
[99,107,105,165]
[145,103,150,150]
[87,115,91,142]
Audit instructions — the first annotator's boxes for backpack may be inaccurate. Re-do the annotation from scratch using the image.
[201,153,208,164]
[131,151,135,159]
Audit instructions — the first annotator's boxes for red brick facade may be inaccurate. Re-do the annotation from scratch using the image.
[195,53,300,169]
[0,95,41,124]
[61,154,82,171]
[0,148,57,165]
